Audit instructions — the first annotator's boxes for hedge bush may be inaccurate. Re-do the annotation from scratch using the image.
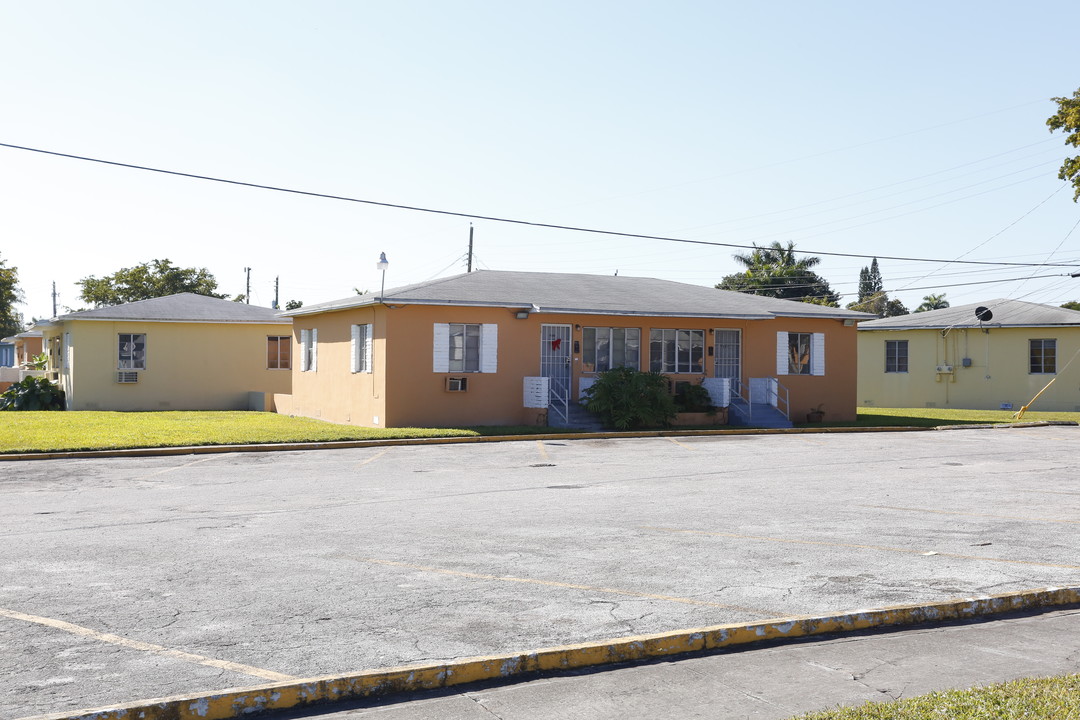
[582,367,676,430]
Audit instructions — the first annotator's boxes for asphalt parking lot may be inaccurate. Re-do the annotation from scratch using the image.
[3,427,1079,718]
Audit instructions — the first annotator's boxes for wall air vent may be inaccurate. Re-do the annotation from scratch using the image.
[117,371,139,384]
[445,377,468,392]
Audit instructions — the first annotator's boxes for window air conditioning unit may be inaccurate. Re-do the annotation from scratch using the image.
[445,377,468,392]
[117,371,139,384]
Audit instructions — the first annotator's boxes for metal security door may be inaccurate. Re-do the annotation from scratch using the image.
[540,324,572,423]
[713,329,741,382]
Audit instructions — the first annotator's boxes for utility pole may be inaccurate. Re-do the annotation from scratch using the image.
[244,267,251,304]
[51,282,58,317]
[273,276,280,310]
[467,225,474,273]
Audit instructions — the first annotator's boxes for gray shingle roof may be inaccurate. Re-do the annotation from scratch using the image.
[55,293,291,324]
[858,298,1080,330]
[283,270,872,320]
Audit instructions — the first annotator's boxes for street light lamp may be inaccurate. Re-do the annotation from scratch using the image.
[377,252,388,301]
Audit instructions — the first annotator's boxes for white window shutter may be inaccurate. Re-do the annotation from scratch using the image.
[811,333,825,376]
[364,324,373,373]
[776,332,788,375]
[300,330,310,371]
[311,328,318,372]
[433,323,450,372]
[481,324,498,373]
[350,325,360,373]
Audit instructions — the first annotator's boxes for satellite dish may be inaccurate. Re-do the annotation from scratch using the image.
[975,306,993,322]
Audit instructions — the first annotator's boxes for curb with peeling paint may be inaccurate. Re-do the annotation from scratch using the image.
[20,586,1080,720]
[5,421,1075,462]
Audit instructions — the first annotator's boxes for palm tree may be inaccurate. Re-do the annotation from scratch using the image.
[915,293,949,312]
[717,241,839,305]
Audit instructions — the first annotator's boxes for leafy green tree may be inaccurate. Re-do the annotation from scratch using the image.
[915,293,949,312]
[857,258,884,302]
[848,292,908,317]
[845,258,908,317]
[1047,88,1080,201]
[802,296,840,308]
[284,299,303,310]
[883,298,910,317]
[0,253,23,338]
[78,259,225,308]
[1061,301,1080,311]
[716,241,839,304]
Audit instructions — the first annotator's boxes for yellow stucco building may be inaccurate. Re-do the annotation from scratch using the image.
[37,293,292,411]
[858,299,1080,412]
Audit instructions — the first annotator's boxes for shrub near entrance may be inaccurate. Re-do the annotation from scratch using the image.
[582,367,677,430]
[0,377,65,411]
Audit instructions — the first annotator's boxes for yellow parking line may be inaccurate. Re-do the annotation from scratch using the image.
[666,437,694,450]
[352,557,775,616]
[358,448,391,467]
[142,454,222,479]
[536,440,550,461]
[858,504,1080,525]
[644,526,1080,570]
[0,607,296,682]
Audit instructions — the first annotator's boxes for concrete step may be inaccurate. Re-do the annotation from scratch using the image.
[729,401,793,429]
[549,403,607,431]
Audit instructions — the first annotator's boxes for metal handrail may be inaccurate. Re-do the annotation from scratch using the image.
[548,377,569,424]
[729,377,790,421]
[775,382,790,420]
[729,378,751,421]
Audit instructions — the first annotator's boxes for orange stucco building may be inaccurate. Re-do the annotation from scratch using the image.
[277,271,870,428]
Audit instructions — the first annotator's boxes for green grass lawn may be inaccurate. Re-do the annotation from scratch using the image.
[794,673,1080,719]
[806,406,1080,428]
[0,411,488,453]
[0,407,1075,454]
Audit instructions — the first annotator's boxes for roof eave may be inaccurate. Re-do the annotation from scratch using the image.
[859,322,1080,331]
[52,317,291,325]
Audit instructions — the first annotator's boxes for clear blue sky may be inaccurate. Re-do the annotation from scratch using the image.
[2,1,1079,320]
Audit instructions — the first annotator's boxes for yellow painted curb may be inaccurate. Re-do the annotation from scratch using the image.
[0,425,938,462]
[21,586,1080,720]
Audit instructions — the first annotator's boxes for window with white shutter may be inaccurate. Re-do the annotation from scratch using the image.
[300,329,317,372]
[810,333,825,376]
[433,322,498,373]
[352,324,373,373]
[433,324,450,372]
[777,331,824,376]
[480,324,498,373]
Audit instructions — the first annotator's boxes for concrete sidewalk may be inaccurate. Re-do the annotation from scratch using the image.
[273,607,1080,719]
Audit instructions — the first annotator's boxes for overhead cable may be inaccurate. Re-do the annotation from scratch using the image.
[1,141,1076,270]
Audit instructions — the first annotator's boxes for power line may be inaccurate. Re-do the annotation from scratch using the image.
[679,141,1061,235]
[2,140,1077,270]
[894,183,1071,291]
[728,272,1068,298]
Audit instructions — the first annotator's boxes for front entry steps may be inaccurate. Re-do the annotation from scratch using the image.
[728,400,793,429]
[548,402,607,431]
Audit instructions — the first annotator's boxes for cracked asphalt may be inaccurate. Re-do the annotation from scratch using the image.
[2,427,1079,718]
